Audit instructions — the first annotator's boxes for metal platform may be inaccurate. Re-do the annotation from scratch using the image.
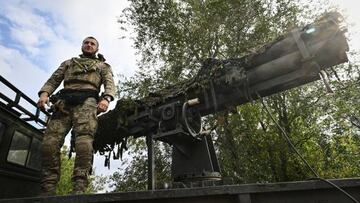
[2,178,359,203]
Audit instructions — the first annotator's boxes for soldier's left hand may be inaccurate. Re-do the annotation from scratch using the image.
[97,99,109,113]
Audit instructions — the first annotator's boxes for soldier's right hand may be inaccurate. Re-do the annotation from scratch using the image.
[37,92,49,111]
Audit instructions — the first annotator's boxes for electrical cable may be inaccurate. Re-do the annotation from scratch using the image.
[255,92,359,203]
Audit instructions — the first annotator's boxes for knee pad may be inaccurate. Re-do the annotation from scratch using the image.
[42,136,60,162]
[75,136,93,155]
[74,136,94,169]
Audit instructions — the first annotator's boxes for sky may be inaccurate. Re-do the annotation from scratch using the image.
[0,0,136,187]
[331,0,360,54]
[0,0,136,98]
[0,0,359,192]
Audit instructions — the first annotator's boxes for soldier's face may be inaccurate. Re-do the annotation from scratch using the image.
[82,38,98,55]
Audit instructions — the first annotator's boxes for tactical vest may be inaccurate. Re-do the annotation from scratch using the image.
[64,57,102,90]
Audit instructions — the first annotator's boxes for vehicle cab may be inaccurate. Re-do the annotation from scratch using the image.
[0,75,49,198]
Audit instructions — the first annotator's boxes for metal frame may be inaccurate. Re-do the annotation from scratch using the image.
[0,75,49,128]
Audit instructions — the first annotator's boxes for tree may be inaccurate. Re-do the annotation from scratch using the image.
[110,138,172,191]
[111,0,359,190]
[217,61,360,183]
[56,146,109,195]
[56,146,74,195]
[119,0,306,97]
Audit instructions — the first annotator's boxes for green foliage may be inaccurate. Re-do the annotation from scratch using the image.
[217,70,360,184]
[87,173,109,193]
[112,0,360,191]
[56,146,109,195]
[56,146,74,195]
[120,0,305,97]
[110,138,171,192]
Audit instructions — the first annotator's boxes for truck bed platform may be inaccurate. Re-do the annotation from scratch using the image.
[1,178,359,203]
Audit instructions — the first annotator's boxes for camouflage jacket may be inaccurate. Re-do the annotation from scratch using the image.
[38,56,116,100]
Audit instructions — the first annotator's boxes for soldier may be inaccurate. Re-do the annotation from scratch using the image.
[37,36,116,195]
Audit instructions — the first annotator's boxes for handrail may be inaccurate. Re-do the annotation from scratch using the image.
[0,75,49,128]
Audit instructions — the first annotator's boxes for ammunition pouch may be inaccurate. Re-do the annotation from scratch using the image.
[52,89,99,105]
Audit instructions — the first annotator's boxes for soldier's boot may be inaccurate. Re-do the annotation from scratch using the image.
[71,136,93,194]
[40,182,57,196]
[72,178,88,194]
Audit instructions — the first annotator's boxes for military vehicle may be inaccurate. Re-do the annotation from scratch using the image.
[0,75,49,199]
[0,12,359,203]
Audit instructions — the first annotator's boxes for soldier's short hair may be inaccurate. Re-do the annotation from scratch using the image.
[83,36,99,47]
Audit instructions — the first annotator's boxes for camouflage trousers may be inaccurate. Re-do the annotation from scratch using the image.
[41,97,98,196]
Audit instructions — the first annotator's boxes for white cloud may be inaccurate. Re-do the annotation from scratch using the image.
[1,2,58,53]
[34,0,137,73]
[1,0,137,75]
[2,2,47,29]
[0,0,138,180]
[0,45,49,100]
[10,27,41,54]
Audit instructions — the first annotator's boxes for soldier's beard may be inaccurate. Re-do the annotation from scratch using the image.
[82,49,97,58]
